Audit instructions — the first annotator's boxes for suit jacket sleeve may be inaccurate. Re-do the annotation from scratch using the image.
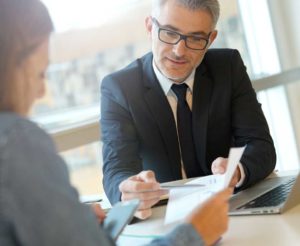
[228,50,276,189]
[101,72,143,204]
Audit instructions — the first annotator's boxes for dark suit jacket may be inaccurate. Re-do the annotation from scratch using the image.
[101,49,276,204]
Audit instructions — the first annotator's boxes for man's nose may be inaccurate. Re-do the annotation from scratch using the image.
[172,39,187,57]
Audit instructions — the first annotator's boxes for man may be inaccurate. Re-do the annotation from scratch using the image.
[0,1,232,246]
[101,0,276,219]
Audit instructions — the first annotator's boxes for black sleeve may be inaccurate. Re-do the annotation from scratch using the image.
[101,75,143,204]
[230,50,276,189]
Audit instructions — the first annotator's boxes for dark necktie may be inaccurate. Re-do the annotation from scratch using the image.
[171,83,200,178]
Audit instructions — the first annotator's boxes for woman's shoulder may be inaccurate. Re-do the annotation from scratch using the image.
[0,112,39,132]
[0,112,66,193]
[0,112,55,153]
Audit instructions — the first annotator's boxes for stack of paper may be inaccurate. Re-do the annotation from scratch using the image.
[164,146,246,224]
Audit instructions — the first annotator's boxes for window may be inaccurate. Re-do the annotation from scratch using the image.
[38,0,300,196]
[37,0,152,196]
[61,142,103,195]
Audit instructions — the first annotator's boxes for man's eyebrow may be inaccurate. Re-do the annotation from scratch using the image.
[160,24,210,36]
[160,24,180,31]
[188,31,210,36]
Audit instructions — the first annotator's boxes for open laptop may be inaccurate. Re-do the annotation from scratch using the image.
[229,172,300,215]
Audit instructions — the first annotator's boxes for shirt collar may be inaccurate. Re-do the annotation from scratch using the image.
[152,59,195,96]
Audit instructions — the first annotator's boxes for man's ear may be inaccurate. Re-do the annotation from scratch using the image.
[145,16,153,37]
[207,30,218,48]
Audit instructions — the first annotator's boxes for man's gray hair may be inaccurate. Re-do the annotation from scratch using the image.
[152,0,220,26]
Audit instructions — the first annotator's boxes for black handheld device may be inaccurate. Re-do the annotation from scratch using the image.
[103,199,140,241]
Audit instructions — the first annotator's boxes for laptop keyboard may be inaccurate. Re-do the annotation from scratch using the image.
[237,177,296,209]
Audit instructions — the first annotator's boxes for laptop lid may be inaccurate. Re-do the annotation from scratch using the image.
[229,173,300,215]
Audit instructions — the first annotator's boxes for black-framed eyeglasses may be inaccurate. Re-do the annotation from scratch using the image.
[151,17,211,51]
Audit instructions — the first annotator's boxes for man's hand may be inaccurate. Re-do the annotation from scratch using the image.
[119,170,168,220]
[186,188,233,246]
[211,157,241,187]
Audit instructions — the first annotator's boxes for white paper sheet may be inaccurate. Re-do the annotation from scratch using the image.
[164,146,246,224]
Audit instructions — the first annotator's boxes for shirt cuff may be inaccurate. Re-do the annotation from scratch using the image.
[235,163,245,188]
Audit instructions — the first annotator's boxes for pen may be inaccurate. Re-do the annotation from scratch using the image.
[83,198,102,204]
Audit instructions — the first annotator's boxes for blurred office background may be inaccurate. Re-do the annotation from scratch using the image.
[33,0,300,196]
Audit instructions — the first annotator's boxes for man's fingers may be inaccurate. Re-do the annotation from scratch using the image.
[138,197,160,210]
[211,157,227,174]
[120,170,160,193]
[119,178,160,193]
[121,189,168,201]
[137,170,157,183]
[229,175,238,187]
[211,164,225,174]
[228,168,241,187]
[119,170,167,220]
[135,208,152,220]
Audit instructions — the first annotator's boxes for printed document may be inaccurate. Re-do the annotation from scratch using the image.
[164,146,246,224]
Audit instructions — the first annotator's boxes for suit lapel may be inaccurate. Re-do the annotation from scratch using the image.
[141,54,182,178]
[192,64,212,175]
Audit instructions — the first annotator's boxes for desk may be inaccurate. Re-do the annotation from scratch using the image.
[118,171,300,246]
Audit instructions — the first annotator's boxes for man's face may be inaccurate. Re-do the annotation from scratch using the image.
[146,2,217,83]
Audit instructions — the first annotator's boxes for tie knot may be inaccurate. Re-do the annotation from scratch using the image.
[171,83,188,102]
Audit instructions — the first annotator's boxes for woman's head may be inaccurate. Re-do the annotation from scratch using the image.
[0,0,53,115]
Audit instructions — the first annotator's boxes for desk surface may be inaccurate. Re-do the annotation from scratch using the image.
[118,171,300,246]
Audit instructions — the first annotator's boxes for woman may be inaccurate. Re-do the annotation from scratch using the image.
[0,0,231,245]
